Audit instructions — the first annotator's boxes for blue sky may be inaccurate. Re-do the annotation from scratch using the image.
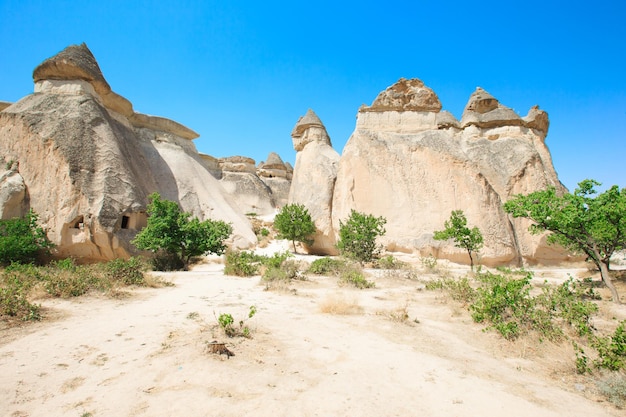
[1,0,624,191]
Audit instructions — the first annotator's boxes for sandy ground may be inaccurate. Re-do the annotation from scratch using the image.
[1,255,625,416]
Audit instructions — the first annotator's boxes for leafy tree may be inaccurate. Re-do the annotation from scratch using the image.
[504,179,626,304]
[274,203,316,254]
[132,193,232,270]
[434,210,483,271]
[337,210,386,264]
[0,210,52,265]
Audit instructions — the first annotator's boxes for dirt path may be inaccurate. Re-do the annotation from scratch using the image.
[1,263,622,416]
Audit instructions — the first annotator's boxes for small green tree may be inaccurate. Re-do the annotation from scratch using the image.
[132,193,232,270]
[434,210,483,271]
[337,210,386,264]
[274,203,316,254]
[504,179,626,304]
[0,210,52,265]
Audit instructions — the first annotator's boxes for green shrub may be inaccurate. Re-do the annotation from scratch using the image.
[218,306,257,338]
[537,277,598,337]
[421,255,438,270]
[132,193,232,270]
[426,277,476,303]
[274,203,316,253]
[337,210,386,264]
[308,257,346,275]
[44,267,96,298]
[470,272,546,340]
[261,251,292,269]
[224,250,261,276]
[150,252,185,271]
[375,255,406,270]
[339,265,375,289]
[0,210,52,265]
[104,257,145,285]
[0,272,41,321]
[593,321,626,371]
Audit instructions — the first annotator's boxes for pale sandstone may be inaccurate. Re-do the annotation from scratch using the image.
[0,44,256,260]
[331,79,570,266]
[289,110,340,254]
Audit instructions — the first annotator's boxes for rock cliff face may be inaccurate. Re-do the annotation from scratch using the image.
[0,43,256,261]
[330,78,569,265]
[289,109,340,254]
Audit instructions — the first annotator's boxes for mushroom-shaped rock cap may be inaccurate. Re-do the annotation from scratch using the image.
[33,43,111,92]
[361,78,442,112]
[263,152,286,168]
[291,109,332,151]
[33,43,133,116]
[291,109,325,137]
[460,87,523,129]
[462,87,499,114]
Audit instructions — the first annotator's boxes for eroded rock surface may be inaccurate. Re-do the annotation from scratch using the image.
[289,109,340,254]
[0,44,255,260]
[331,79,569,266]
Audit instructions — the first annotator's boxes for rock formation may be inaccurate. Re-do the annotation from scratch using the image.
[0,43,256,261]
[330,78,569,265]
[217,156,275,216]
[289,109,340,254]
[257,152,292,208]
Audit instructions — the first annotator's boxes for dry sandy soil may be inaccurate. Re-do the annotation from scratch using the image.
[1,252,625,417]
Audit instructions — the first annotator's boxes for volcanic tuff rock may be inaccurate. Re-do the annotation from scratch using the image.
[0,44,255,261]
[289,109,340,254]
[330,78,569,266]
[257,152,292,208]
[218,156,275,216]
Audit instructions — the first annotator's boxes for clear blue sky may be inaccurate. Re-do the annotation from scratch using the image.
[1,0,624,191]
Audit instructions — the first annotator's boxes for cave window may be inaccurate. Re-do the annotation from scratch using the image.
[72,216,84,229]
[121,215,130,229]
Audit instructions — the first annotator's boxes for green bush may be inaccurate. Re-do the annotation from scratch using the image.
[426,277,476,303]
[470,272,553,341]
[224,250,262,276]
[375,255,407,270]
[0,272,41,321]
[0,210,52,266]
[218,305,257,338]
[132,193,232,270]
[339,265,375,289]
[337,210,386,264]
[593,321,626,371]
[261,251,292,269]
[308,257,346,275]
[104,257,145,285]
[274,203,316,253]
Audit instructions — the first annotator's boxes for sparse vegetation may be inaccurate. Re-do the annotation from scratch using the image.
[504,179,626,303]
[0,210,53,266]
[308,257,347,275]
[217,305,257,338]
[421,255,438,270]
[319,294,363,315]
[337,210,386,264]
[132,192,232,270]
[0,257,160,322]
[434,210,483,271]
[596,372,626,408]
[375,255,407,270]
[339,265,375,289]
[223,250,262,276]
[273,203,316,253]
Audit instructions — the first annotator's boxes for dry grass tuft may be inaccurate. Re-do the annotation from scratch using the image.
[319,294,363,315]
